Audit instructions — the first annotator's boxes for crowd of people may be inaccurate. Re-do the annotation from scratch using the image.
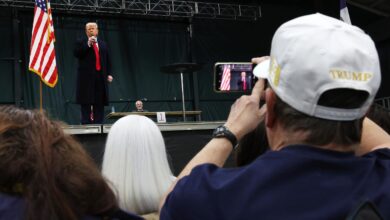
[1,13,390,220]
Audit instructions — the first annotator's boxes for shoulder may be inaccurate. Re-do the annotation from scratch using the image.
[161,163,250,218]
[362,147,390,159]
[0,193,25,219]
[161,161,283,219]
[142,212,159,220]
[160,164,216,210]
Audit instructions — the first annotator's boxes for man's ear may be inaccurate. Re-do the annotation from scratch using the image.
[265,89,276,128]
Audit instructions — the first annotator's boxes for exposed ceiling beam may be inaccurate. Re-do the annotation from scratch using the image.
[348,0,390,17]
[0,0,262,21]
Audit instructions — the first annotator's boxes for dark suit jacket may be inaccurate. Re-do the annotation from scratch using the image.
[237,77,251,91]
[74,37,112,105]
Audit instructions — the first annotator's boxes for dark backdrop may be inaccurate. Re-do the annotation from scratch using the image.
[0,3,389,124]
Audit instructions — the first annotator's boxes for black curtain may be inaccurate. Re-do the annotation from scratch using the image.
[191,3,314,120]
[0,10,15,104]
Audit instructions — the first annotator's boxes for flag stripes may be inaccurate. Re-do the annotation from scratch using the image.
[29,0,58,87]
[220,65,231,91]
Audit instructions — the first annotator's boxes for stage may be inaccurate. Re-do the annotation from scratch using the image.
[64,121,236,175]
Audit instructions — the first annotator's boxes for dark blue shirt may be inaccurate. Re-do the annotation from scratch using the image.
[161,145,390,220]
[0,192,143,220]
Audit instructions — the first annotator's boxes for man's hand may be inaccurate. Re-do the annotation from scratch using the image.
[225,79,266,140]
[251,56,270,65]
[107,75,113,83]
[87,36,97,47]
[224,56,269,140]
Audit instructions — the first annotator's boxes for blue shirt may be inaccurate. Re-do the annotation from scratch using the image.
[161,145,390,220]
[0,192,143,220]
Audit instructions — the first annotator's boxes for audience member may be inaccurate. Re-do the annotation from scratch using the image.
[159,13,390,219]
[0,106,142,220]
[236,103,390,167]
[102,115,175,219]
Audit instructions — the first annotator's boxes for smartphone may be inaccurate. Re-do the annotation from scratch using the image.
[214,62,257,92]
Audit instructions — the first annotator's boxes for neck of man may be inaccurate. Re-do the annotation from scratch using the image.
[267,121,356,153]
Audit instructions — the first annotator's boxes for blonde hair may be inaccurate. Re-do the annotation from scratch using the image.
[85,22,98,29]
[102,115,174,214]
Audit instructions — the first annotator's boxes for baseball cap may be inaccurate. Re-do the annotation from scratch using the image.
[253,13,381,121]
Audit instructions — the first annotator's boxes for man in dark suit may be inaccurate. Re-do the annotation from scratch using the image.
[74,22,113,124]
[236,71,251,91]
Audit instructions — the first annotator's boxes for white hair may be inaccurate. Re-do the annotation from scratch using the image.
[85,22,98,29]
[102,115,175,214]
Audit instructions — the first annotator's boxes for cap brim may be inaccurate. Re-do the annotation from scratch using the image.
[253,59,270,79]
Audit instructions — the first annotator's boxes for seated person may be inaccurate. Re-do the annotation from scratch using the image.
[102,115,175,219]
[133,100,148,112]
[0,106,142,220]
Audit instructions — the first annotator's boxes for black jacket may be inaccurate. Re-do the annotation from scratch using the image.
[74,37,112,105]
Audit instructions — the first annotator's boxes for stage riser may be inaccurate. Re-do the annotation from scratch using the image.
[67,122,236,175]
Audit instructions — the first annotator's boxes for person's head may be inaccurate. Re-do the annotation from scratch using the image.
[241,71,246,78]
[85,22,98,38]
[254,13,381,151]
[235,120,269,166]
[102,115,174,215]
[135,100,143,111]
[0,106,117,220]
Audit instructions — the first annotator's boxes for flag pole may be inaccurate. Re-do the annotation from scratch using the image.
[29,0,58,114]
[40,80,43,112]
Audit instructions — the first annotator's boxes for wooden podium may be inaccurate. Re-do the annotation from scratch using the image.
[106,111,202,121]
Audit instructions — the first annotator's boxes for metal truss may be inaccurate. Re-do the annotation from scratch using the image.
[0,0,261,20]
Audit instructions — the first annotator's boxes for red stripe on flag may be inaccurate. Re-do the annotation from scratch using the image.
[38,40,51,73]
[48,67,58,85]
[42,49,55,78]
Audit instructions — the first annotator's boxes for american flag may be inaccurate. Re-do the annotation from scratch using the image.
[29,0,58,87]
[340,0,352,24]
[220,64,231,91]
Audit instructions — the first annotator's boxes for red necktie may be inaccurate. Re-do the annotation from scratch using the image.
[92,43,101,71]
[243,77,247,91]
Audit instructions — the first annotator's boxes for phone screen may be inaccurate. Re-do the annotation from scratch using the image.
[214,62,257,92]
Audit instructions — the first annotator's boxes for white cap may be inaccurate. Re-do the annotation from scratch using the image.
[253,13,381,121]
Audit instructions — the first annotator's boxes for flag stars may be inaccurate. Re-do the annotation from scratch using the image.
[35,0,47,12]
